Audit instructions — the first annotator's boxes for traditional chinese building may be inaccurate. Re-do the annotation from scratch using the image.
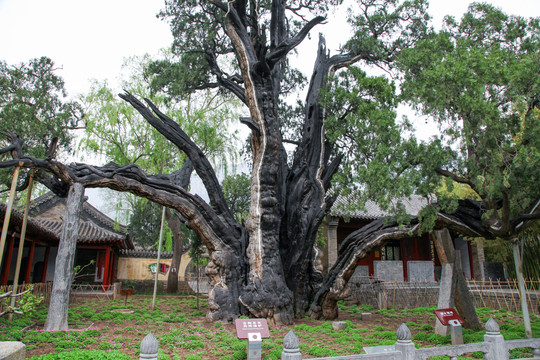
[0,192,134,289]
[323,195,485,282]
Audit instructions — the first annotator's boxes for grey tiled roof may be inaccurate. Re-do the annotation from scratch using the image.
[330,194,429,219]
[0,202,59,244]
[119,249,173,259]
[24,191,134,249]
[28,192,128,235]
[38,219,132,248]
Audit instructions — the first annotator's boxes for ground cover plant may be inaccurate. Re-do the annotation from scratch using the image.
[1,296,538,359]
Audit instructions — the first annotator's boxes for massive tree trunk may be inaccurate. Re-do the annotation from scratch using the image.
[44,183,84,331]
[281,35,344,317]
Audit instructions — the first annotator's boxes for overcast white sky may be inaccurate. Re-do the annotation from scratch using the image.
[1,0,538,216]
[1,0,538,97]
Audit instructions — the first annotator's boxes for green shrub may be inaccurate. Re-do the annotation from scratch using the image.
[232,349,246,359]
[412,332,429,342]
[426,333,450,345]
[97,341,113,350]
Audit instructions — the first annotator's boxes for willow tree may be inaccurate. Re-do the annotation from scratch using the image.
[81,54,239,293]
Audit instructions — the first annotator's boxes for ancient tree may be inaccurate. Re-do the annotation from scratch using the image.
[1,1,539,325]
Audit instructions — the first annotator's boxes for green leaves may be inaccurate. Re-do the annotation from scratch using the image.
[0,57,83,155]
[397,3,540,234]
[344,0,430,62]
[222,173,250,222]
[80,54,240,175]
[0,57,83,188]
[323,66,421,212]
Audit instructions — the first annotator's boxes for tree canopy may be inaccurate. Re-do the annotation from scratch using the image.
[396,3,540,239]
[0,57,83,190]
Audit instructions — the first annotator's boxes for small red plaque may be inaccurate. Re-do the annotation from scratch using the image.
[434,308,464,326]
[120,288,134,296]
[235,318,270,339]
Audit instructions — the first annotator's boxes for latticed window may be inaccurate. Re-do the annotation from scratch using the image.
[383,240,401,260]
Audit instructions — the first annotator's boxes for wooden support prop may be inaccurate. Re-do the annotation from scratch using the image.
[0,165,21,268]
[11,171,34,300]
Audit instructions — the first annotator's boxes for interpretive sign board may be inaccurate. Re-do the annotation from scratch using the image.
[434,308,464,326]
[235,319,270,339]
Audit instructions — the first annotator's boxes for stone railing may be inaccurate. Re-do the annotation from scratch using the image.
[281,318,539,360]
[136,318,540,360]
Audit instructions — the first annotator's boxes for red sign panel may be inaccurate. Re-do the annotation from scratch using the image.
[235,319,270,339]
[434,308,464,326]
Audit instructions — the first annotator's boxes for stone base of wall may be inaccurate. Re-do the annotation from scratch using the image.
[0,342,26,360]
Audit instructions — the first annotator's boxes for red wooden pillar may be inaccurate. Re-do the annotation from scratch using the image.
[109,253,116,287]
[102,246,111,291]
[0,235,15,285]
[24,241,35,284]
[41,246,51,283]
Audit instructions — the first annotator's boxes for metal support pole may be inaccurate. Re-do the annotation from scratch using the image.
[0,164,21,269]
[151,206,166,310]
[9,171,34,319]
[513,238,532,338]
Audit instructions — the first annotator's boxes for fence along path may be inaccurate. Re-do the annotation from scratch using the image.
[136,318,540,360]
[348,278,540,314]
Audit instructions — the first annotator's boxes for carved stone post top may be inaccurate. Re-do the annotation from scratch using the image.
[283,330,300,351]
[397,323,412,342]
[485,317,500,335]
[281,330,302,359]
[140,332,159,357]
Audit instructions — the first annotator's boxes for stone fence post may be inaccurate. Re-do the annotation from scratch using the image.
[394,323,415,360]
[140,333,159,360]
[281,330,302,360]
[483,318,508,360]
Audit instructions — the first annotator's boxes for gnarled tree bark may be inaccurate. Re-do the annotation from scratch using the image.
[44,182,84,331]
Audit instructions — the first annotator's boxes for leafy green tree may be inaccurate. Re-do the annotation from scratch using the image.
[312,3,539,319]
[0,57,83,190]
[0,0,431,324]
[397,3,539,239]
[128,198,166,250]
[222,173,250,223]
